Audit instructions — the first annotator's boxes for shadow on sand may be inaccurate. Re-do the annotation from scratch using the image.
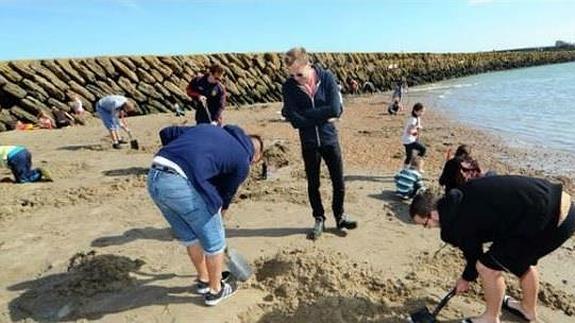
[8,254,199,322]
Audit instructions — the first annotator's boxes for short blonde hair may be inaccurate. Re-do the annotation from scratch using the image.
[284,47,309,67]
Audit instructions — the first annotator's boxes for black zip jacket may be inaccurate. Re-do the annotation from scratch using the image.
[437,175,562,281]
[281,65,342,149]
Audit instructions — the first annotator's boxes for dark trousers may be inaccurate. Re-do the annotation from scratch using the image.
[302,144,345,222]
[404,141,426,165]
[7,149,41,183]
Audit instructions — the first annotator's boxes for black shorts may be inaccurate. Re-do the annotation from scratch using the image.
[480,203,575,277]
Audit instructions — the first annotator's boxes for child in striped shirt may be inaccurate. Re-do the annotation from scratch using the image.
[394,156,424,200]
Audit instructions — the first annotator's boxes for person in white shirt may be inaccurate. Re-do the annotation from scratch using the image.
[69,95,84,115]
[95,95,135,149]
[401,102,426,168]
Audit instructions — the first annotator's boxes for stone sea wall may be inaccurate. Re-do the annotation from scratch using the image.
[1,50,575,131]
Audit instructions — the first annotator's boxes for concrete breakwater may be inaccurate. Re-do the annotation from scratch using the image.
[1,50,575,131]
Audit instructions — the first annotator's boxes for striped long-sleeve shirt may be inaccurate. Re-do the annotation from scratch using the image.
[394,168,423,197]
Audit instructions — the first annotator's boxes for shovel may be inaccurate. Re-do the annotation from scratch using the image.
[225,247,252,282]
[409,288,456,323]
[120,115,139,150]
[127,130,139,150]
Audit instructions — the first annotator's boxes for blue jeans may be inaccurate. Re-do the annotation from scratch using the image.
[147,167,225,255]
[7,149,41,183]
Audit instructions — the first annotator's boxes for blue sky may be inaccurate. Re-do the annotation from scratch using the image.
[0,0,574,60]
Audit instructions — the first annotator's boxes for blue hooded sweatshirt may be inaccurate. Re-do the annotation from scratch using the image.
[281,64,342,149]
[156,124,254,214]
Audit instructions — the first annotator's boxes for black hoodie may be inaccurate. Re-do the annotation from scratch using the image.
[437,175,562,281]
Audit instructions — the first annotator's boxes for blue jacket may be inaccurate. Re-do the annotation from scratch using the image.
[281,65,342,149]
[157,124,254,214]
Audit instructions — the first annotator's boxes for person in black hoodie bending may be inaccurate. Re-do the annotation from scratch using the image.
[410,176,575,323]
[281,47,357,240]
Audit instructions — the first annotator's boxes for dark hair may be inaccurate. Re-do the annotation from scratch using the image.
[454,144,471,159]
[409,190,438,219]
[250,134,264,153]
[411,102,424,117]
[209,64,225,75]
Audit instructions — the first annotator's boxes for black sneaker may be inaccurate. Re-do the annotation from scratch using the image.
[118,138,128,144]
[195,271,232,295]
[112,143,122,149]
[307,219,325,240]
[336,214,358,230]
[196,280,210,295]
[204,280,237,306]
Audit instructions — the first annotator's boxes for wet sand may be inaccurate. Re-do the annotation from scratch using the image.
[0,94,574,322]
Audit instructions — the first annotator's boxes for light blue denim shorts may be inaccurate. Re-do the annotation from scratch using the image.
[147,167,225,255]
[96,104,121,130]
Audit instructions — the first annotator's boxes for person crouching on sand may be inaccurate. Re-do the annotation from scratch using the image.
[147,124,262,306]
[410,175,575,323]
[95,95,135,149]
[0,145,52,183]
[394,156,424,200]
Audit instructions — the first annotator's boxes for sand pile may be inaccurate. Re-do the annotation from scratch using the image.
[263,141,291,169]
[241,247,424,322]
[62,251,145,296]
[9,251,145,321]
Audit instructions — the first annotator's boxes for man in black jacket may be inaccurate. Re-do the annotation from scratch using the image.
[281,47,357,240]
[410,175,575,323]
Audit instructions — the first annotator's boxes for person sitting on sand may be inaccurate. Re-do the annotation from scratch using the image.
[401,103,426,168]
[147,124,262,306]
[394,156,424,200]
[52,107,75,129]
[95,95,135,149]
[346,77,359,95]
[281,46,357,240]
[14,121,35,131]
[362,81,376,94]
[439,145,497,194]
[69,95,85,116]
[37,111,55,129]
[0,145,52,183]
[410,175,575,323]
[439,144,472,193]
[388,98,402,115]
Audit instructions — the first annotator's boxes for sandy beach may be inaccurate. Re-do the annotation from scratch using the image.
[1,94,574,322]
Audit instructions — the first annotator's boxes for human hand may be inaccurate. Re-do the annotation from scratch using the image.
[455,277,470,294]
[199,96,207,106]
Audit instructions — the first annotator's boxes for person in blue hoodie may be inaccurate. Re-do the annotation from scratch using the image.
[147,124,263,306]
[281,47,357,240]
